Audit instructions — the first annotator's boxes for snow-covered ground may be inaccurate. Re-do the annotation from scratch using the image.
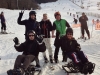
[0,0,100,75]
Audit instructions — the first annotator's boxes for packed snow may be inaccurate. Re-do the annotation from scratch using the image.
[0,0,100,75]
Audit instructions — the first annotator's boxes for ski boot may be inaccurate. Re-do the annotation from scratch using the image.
[44,56,49,63]
[88,62,95,74]
[49,55,53,63]
[54,59,59,63]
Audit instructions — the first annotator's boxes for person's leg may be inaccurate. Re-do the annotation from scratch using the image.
[42,38,48,63]
[4,23,7,33]
[22,55,35,70]
[54,38,60,63]
[84,25,90,39]
[62,51,67,62]
[77,51,88,64]
[47,38,53,63]
[14,55,25,69]
[81,26,84,38]
[1,22,3,33]
[35,56,41,67]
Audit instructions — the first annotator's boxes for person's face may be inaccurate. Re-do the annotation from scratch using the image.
[66,32,73,40]
[30,14,35,20]
[55,15,61,20]
[43,14,47,20]
[82,13,85,16]
[28,33,35,40]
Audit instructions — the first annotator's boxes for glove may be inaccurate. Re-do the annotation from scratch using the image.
[13,37,19,45]
[76,46,81,52]
[19,10,24,17]
[37,35,43,43]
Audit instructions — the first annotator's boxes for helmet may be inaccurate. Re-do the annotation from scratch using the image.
[29,11,36,16]
[54,11,61,17]
[66,28,73,35]
[27,30,36,36]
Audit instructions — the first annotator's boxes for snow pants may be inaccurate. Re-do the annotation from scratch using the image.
[42,38,53,58]
[81,25,90,37]
[1,22,6,30]
[67,51,88,64]
[14,55,35,70]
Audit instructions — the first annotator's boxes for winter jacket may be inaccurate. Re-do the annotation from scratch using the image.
[39,19,52,38]
[0,15,5,23]
[17,14,41,35]
[14,40,46,56]
[79,15,88,27]
[60,36,81,53]
[52,19,70,37]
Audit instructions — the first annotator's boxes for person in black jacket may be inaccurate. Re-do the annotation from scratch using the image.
[73,18,78,24]
[8,30,46,75]
[60,28,94,74]
[0,12,7,33]
[39,13,53,63]
[17,10,41,40]
[79,12,90,39]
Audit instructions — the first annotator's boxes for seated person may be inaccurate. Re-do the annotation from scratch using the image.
[60,28,94,74]
[8,30,46,75]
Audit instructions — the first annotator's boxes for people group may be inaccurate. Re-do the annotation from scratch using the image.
[4,10,94,75]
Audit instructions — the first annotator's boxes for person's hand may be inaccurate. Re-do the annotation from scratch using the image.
[19,10,24,17]
[37,35,43,43]
[13,37,19,45]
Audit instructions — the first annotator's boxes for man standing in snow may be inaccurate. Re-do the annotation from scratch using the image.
[40,13,53,63]
[52,11,70,63]
[17,10,41,67]
[17,10,41,40]
[0,12,7,33]
[79,12,90,39]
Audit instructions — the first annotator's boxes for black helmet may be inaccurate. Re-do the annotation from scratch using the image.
[29,11,36,16]
[66,28,73,35]
[27,30,36,36]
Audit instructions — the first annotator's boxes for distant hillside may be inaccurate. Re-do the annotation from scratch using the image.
[35,0,57,4]
[0,0,39,10]
[0,0,57,10]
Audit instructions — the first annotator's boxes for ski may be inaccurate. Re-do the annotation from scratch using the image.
[0,32,15,34]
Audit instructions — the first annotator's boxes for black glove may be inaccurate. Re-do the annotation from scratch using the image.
[13,37,19,45]
[76,46,81,52]
[37,35,43,43]
[19,10,24,17]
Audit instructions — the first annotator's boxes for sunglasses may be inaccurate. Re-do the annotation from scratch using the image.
[67,33,73,35]
[29,35,34,37]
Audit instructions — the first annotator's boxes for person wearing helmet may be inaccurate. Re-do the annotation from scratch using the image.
[39,13,53,63]
[79,12,90,39]
[60,28,95,74]
[17,10,41,40]
[7,30,46,75]
[52,11,70,63]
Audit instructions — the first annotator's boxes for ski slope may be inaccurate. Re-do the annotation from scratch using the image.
[0,0,100,75]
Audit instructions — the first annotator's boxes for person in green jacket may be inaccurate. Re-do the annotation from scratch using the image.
[52,11,70,63]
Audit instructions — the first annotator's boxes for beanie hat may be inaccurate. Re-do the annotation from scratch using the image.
[54,11,61,18]
[66,28,73,35]
[27,30,36,36]
[29,11,36,17]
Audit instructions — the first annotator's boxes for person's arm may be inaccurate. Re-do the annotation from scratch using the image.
[79,17,81,23]
[85,15,88,21]
[14,43,25,52]
[75,40,81,51]
[66,21,70,27]
[52,22,56,38]
[17,12,26,25]
[48,20,53,31]
[36,22,41,35]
